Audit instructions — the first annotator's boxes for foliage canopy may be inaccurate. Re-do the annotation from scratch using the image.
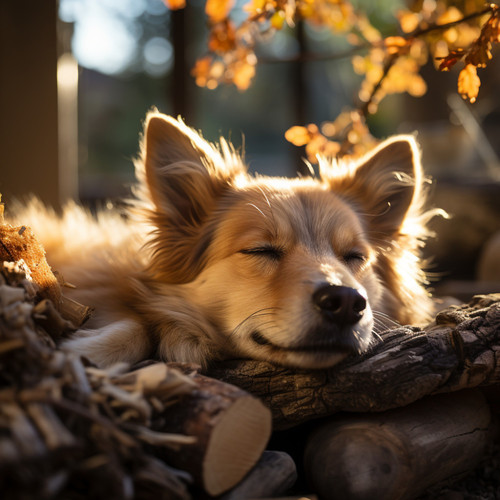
[163,0,500,160]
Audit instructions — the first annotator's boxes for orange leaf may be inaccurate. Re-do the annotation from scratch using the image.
[438,55,459,71]
[466,42,492,68]
[163,0,185,10]
[232,60,256,90]
[285,126,311,146]
[458,64,480,103]
[206,0,235,23]
[192,56,215,88]
[208,20,237,52]
[384,36,409,55]
[437,49,464,71]
[397,10,420,33]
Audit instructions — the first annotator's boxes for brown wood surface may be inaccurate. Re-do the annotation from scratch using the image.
[150,365,272,496]
[0,222,61,304]
[219,450,297,500]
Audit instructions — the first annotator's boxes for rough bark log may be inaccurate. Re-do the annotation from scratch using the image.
[218,450,297,500]
[206,294,500,429]
[152,364,272,497]
[304,390,493,500]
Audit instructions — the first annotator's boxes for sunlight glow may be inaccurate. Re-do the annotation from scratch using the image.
[57,52,79,90]
[59,0,170,76]
[72,12,137,75]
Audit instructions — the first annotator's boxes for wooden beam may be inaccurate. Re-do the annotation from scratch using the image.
[0,0,60,208]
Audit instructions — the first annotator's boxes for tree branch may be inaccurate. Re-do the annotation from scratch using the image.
[259,5,496,66]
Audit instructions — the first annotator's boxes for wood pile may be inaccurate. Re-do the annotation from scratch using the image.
[2,205,500,500]
[0,217,272,499]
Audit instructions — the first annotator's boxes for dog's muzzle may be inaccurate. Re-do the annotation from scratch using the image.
[312,284,366,327]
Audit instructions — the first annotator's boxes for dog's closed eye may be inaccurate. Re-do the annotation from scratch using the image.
[342,251,367,265]
[239,246,284,261]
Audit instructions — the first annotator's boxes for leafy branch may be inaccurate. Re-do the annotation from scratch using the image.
[163,0,500,160]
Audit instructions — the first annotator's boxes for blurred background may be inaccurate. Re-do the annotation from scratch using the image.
[0,0,499,300]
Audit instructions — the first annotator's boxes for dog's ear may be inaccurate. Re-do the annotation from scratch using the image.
[328,136,423,236]
[141,112,243,282]
[143,112,239,223]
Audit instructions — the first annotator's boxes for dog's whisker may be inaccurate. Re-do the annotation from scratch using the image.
[372,324,387,336]
[230,307,281,338]
[373,310,401,325]
[246,203,268,221]
[255,185,279,239]
[372,316,390,327]
[372,311,401,336]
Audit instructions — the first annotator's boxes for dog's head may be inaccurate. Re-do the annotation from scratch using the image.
[136,112,432,369]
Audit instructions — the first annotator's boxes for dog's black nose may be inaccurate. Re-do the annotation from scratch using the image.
[312,285,366,326]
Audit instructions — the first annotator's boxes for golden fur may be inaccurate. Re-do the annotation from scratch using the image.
[11,112,441,369]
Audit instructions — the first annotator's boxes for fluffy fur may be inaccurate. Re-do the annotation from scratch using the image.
[11,112,441,369]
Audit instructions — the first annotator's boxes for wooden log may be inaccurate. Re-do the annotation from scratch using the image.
[303,390,493,500]
[0,221,60,305]
[206,294,500,429]
[218,450,297,500]
[151,364,273,497]
[1,219,91,331]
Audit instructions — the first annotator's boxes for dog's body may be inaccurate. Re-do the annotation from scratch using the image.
[13,112,439,369]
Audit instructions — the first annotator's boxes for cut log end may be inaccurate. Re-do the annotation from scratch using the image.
[305,423,411,500]
[204,395,272,496]
[219,450,298,500]
[304,390,492,500]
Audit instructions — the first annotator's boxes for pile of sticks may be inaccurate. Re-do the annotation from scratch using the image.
[0,219,272,500]
[0,259,199,499]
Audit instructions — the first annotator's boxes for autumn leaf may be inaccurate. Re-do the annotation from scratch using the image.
[208,20,237,52]
[232,59,256,90]
[192,56,216,88]
[244,0,274,17]
[162,0,185,10]
[482,7,500,44]
[285,126,311,146]
[437,49,465,71]
[270,10,286,30]
[458,64,480,103]
[206,0,235,23]
[285,112,377,162]
[464,10,499,68]
[190,0,499,154]
[384,36,409,55]
[436,6,463,26]
[397,10,420,33]
[466,42,492,67]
